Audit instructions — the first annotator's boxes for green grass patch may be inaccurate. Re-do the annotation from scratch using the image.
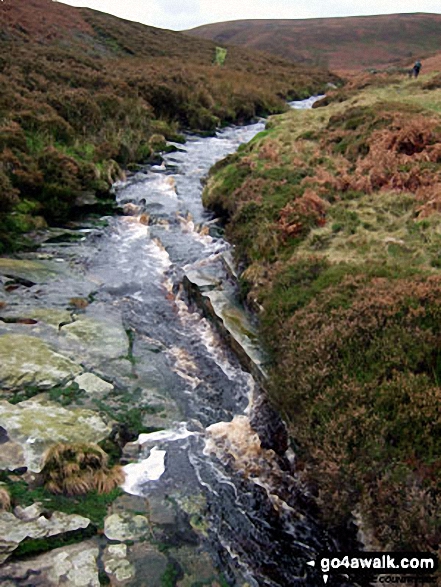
[1,473,122,529]
[7,383,85,406]
[11,525,97,560]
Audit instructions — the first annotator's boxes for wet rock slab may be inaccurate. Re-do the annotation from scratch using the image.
[183,263,268,384]
[61,313,128,360]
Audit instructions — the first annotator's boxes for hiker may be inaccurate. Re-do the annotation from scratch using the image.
[412,60,422,78]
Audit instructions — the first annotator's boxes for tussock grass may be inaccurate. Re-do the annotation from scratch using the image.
[42,443,124,496]
[0,486,11,511]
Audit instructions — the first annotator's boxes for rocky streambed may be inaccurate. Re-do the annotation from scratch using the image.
[0,101,354,587]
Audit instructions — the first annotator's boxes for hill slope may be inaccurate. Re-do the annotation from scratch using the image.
[202,72,441,554]
[186,13,441,71]
[0,0,335,250]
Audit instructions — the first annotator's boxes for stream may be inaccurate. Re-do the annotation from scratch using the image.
[0,97,355,587]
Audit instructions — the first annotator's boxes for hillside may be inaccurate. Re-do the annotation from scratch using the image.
[186,13,441,72]
[202,71,441,555]
[0,0,335,251]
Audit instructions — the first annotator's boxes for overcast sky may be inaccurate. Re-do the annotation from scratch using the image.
[59,0,441,31]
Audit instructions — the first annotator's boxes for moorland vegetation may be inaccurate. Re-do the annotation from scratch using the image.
[187,13,441,72]
[0,0,335,251]
[203,72,441,554]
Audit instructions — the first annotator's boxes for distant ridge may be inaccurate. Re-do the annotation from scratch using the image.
[186,13,441,71]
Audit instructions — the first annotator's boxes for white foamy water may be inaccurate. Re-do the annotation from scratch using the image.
[122,424,195,496]
[289,95,324,109]
[111,97,334,585]
[137,422,194,445]
[122,447,167,495]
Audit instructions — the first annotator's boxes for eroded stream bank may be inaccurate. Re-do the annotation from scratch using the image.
[0,99,354,587]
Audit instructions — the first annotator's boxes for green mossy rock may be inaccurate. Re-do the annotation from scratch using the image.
[0,258,62,284]
[62,316,128,360]
[0,334,82,391]
[0,396,112,472]
[74,373,114,395]
[103,512,150,542]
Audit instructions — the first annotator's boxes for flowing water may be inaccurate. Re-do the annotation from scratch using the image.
[1,97,355,586]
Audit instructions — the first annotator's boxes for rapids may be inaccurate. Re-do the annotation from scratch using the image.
[108,97,351,586]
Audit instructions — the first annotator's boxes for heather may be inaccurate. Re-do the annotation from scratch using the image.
[0,0,334,252]
[203,74,441,553]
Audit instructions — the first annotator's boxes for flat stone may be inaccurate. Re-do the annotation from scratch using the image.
[109,493,149,516]
[104,512,150,542]
[0,540,100,586]
[108,543,128,557]
[62,315,128,359]
[14,503,42,521]
[147,494,177,526]
[0,510,90,564]
[0,438,24,471]
[0,334,82,391]
[0,396,112,472]
[0,258,62,284]
[74,373,114,394]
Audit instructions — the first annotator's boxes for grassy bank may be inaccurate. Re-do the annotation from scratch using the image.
[0,0,336,252]
[203,73,441,552]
